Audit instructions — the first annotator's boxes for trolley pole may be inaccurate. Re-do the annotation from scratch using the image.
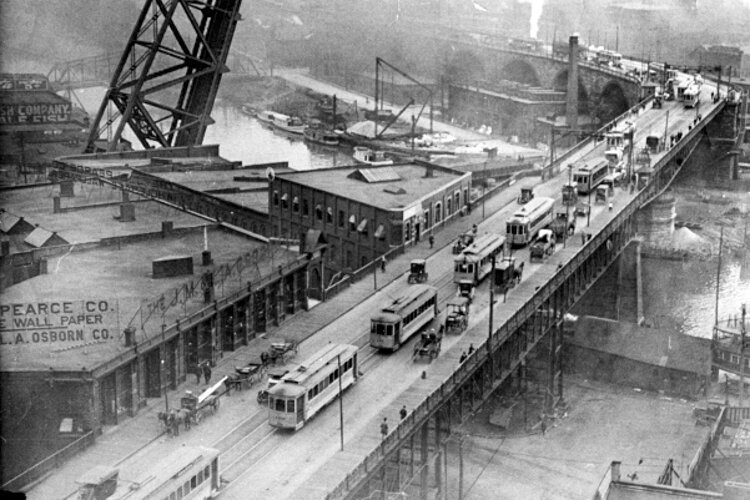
[337,353,344,451]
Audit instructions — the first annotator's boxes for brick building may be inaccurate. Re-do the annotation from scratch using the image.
[268,161,472,277]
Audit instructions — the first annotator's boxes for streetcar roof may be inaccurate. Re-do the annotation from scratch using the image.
[509,197,555,221]
[573,160,608,173]
[107,446,219,499]
[371,311,401,323]
[379,284,437,316]
[267,382,307,397]
[281,343,357,385]
[454,233,505,262]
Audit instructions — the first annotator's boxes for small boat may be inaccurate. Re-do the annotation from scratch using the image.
[273,116,305,135]
[256,110,285,126]
[303,120,340,146]
[353,146,393,166]
[240,104,257,117]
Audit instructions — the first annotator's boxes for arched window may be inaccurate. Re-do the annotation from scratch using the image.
[281,193,288,209]
[292,196,299,212]
[315,205,323,220]
[446,197,452,215]
[349,214,357,232]
[326,207,333,223]
[303,198,309,216]
[272,190,279,206]
[434,202,442,223]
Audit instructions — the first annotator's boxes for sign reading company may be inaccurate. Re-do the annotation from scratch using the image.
[0,300,119,347]
[0,103,72,125]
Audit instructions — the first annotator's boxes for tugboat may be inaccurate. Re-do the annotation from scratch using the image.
[273,115,305,135]
[352,146,393,166]
[256,110,284,126]
[303,120,340,146]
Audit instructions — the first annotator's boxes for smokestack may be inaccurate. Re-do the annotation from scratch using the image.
[123,326,136,347]
[566,34,579,132]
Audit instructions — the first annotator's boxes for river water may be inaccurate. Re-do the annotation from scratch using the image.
[74,87,749,339]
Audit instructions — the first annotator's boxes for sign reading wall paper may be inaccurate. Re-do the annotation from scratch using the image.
[0,300,120,347]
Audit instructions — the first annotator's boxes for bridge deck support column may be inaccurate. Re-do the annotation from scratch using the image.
[420,424,429,500]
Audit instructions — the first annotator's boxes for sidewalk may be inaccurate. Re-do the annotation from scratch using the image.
[25,171,540,498]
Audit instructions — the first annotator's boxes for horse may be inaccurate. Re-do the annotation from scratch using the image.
[158,409,192,436]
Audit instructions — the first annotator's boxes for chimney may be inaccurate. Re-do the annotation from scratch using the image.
[424,165,434,178]
[566,34,579,132]
[121,189,130,202]
[610,461,621,481]
[161,221,173,238]
[203,272,215,303]
[1,240,10,256]
[53,196,61,213]
[119,203,135,222]
[123,326,136,347]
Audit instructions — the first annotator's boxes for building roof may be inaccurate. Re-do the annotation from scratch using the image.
[23,227,66,248]
[276,163,468,212]
[569,316,712,375]
[1,183,210,244]
[0,226,291,373]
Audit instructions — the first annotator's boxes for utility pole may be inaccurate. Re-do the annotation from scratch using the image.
[564,165,572,248]
[714,225,724,327]
[739,304,746,407]
[337,353,345,450]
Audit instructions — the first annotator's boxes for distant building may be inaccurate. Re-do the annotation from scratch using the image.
[0,73,90,184]
[689,45,743,77]
[268,161,472,275]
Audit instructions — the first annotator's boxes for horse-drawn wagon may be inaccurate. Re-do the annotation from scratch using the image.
[262,340,298,366]
[224,362,265,393]
[180,388,220,424]
[444,297,470,335]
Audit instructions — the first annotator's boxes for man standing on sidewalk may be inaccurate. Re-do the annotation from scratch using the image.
[380,417,389,439]
[380,255,386,272]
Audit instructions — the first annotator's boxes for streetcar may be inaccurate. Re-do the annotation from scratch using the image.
[370,284,438,351]
[453,233,505,285]
[683,84,701,108]
[572,160,610,195]
[76,446,220,500]
[505,196,555,247]
[266,343,358,431]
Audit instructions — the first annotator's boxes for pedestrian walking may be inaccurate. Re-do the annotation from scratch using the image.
[429,234,435,248]
[459,351,468,363]
[400,405,407,420]
[472,223,478,235]
[202,362,212,385]
[380,417,389,439]
[468,343,475,355]
[380,255,386,272]
[581,232,586,245]
[194,362,202,384]
[541,418,547,436]
[608,202,613,211]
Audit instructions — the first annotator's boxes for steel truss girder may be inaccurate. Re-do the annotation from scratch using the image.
[85,0,242,152]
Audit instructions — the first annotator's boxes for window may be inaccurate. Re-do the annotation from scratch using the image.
[338,210,345,227]
[198,470,204,484]
[349,214,357,232]
[204,466,210,479]
[191,475,197,488]
[315,204,323,221]
[303,198,309,216]
[455,191,460,209]
[327,207,333,223]
[275,397,286,411]
[435,202,442,223]
[273,190,279,206]
[292,196,299,212]
[183,481,190,495]
[374,224,385,240]
[281,193,289,209]
[447,197,452,215]
[286,399,295,413]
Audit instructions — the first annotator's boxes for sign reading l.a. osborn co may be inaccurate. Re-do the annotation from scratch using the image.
[0,300,119,347]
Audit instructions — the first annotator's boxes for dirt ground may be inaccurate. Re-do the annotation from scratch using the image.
[438,375,708,500]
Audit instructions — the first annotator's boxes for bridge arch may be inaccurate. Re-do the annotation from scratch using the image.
[499,59,541,87]
[552,69,590,114]
[595,81,631,124]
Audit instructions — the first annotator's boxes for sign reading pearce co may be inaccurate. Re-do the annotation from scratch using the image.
[0,300,119,347]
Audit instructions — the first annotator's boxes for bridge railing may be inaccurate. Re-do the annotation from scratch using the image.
[325,96,725,499]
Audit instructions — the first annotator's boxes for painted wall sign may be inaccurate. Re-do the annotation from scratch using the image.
[0,300,119,346]
[0,103,72,124]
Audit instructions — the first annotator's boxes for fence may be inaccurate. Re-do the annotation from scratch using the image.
[686,405,727,487]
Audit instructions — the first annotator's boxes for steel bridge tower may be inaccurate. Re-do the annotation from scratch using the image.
[85,0,242,152]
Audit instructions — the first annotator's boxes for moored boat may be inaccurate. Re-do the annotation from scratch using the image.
[353,146,393,166]
[273,115,305,135]
[256,110,286,126]
[303,121,340,146]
